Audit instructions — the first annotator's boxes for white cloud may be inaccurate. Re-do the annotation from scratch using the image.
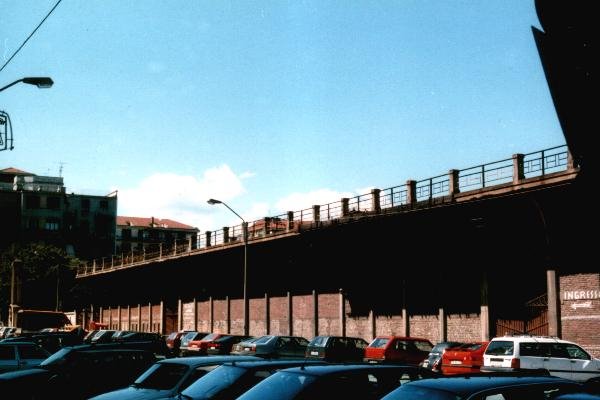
[117,164,247,230]
[274,188,355,213]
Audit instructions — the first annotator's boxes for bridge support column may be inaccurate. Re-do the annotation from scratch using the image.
[371,189,381,213]
[160,301,164,334]
[193,298,198,332]
[512,153,525,185]
[108,306,112,329]
[265,293,270,335]
[209,297,214,333]
[287,292,293,336]
[406,180,417,206]
[127,305,131,331]
[547,269,561,337]
[177,299,182,331]
[339,289,346,337]
[226,296,231,333]
[117,306,122,330]
[148,302,153,332]
[480,272,490,341]
[369,309,376,341]
[313,290,319,338]
[439,307,446,342]
[402,308,408,337]
[137,304,141,331]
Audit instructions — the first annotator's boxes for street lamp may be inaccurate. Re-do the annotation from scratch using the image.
[207,198,249,335]
[0,77,54,93]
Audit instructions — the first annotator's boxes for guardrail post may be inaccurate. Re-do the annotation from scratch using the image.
[142,247,146,261]
[173,240,177,256]
[341,198,349,217]
[287,211,294,231]
[159,243,162,260]
[406,180,417,206]
[92,259,96,273]
[111,256,114,269]
[312,205,320,224]
[223,226,229,243]
[371,189,381,213]
[448,169,460,196]
[188,236,192,252]
[512,153,525,184]
[101,257,105,270]
[121,253,124,267]
[567,150,576,170]
[205,231,212,247]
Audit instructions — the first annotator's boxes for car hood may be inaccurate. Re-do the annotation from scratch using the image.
[90,386,173,400]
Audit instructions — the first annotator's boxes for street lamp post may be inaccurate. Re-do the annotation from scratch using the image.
[207,199,249,335]
[0,77,54,93]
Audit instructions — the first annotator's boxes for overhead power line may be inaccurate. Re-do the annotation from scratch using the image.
[0,0,63,73]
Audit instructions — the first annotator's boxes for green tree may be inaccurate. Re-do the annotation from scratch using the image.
[0,242,82,322]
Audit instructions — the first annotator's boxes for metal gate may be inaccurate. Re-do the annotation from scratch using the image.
[496,293,549,336]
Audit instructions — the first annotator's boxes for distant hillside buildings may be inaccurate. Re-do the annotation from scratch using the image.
[0,167,198,260]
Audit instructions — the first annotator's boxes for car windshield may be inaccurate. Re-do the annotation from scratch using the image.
[255,336,274,344]
[133,362,188,390]
[485,340,514,356]
[40,347,72,367]
[414,341,433,352]
[167,332,178,340]
[181,365,247,397]
[237,371,317,400]
[308,336,329,347]
[370,338,390,348]
[381,385,462,400]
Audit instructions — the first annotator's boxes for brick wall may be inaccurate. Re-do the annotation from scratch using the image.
[447,314,481,342]
[95,292,487,345]
[560,272,600,357]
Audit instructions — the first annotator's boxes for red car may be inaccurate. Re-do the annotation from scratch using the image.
[441,341,489,375]
[185,333,228,355]
[364,336,433,365]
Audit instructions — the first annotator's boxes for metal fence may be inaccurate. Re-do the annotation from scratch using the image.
[77,144,572,276]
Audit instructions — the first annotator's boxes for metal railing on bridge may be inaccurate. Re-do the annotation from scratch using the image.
[77,145,573,277]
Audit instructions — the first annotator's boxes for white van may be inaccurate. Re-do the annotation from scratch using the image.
[482,335,600,382]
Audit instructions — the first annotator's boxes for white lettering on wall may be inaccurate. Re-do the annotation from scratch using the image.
[563,289,600,301]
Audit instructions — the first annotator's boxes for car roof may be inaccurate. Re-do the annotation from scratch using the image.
[280,364,425,376]
[405,376,580,396]
[491,335,568,344]
[158,355,261,366]
[373,336,431,342]
[220,360,326,369]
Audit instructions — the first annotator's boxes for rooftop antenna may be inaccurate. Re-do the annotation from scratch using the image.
[58,161,66,177]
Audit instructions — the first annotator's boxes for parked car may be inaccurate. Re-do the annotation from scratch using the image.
[90,329,117,343]
[364,336,433,365]
[205,335,253,355]
[237,363,437,400]
[39,345,157,398]
[180,359,325,400]
[380,375,582,400]
[89,355,261,400]
[441,341,489,375]
[305,335,368,362]
[230,335,309,359]
[421,341,463,372]
[165,331,193,355]
[185,333,229,356]
[231,337,259,354]
[0,341,51,373]
[482,335,600,382]
[179,332,210,356]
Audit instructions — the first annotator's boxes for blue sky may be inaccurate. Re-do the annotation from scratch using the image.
[1,0,565,231]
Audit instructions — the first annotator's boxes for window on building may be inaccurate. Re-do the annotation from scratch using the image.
[46,196,60,209]
[44,220,60,231]
[27,218,39,230]
[25,195,40,209]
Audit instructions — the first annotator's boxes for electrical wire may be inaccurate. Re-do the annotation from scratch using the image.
[0,0,63,73]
